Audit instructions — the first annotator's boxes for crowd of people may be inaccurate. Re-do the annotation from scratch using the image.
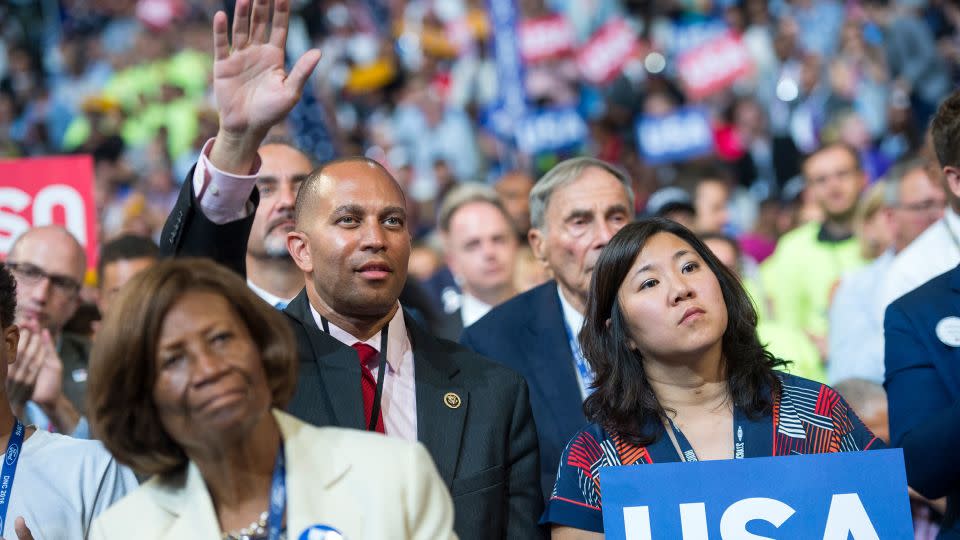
[4,0,959,246]
[2,0,960,538]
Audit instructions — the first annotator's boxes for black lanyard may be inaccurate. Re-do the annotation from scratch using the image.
[320,316,389,432]
[666,405,749,462]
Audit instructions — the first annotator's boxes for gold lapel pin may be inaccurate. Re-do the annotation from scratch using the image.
[443,392,462,409]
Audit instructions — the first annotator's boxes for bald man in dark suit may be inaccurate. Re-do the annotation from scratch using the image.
[159,1,543,537]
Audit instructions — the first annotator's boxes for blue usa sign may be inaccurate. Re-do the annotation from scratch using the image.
[601,449,912,539]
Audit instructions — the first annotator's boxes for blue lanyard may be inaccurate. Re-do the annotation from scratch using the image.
[666,406,747,462]
[561,316,594,398]
[267,444,286,540]
[0,419,25,534]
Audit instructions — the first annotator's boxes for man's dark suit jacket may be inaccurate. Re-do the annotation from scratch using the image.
[160,176,545,539]
[885,264,960,538]
[423,265,460,314]
[60,332,90,414]
[433,307,465,342]
[460,281,588,500]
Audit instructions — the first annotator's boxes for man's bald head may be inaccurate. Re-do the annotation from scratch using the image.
[9,226,86,278]
[7,225,86,331]
[294,157,405,226]
[286,156,411,322]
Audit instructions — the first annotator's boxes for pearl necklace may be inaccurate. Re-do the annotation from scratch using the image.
[222,511,274,540]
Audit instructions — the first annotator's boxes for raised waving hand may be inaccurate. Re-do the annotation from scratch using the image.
[209,0,321,173]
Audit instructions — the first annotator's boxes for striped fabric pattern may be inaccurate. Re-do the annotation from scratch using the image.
[547,373,881,526]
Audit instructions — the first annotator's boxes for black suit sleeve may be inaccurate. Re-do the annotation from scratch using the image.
[159,164,259,277]
[884,301,960,499]
[505,375,547,538]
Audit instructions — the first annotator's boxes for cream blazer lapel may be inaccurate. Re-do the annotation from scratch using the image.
[108,410,353,540]
[276,410,457,539]
[93,410,455,540]
[151,462,222,539]
[277,410,361,536]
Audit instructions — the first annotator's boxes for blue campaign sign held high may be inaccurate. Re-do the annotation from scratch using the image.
[636,107,714,165]
[601,449,912,539]
[488,0,526,124]
[662,19,728,57]
[515,108,588,155]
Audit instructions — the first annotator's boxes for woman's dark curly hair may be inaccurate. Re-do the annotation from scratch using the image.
[580,218,786,446]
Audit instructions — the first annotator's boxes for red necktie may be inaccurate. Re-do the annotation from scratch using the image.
[351,343,386,433]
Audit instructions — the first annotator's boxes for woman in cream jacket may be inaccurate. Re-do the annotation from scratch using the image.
[87,259,455,540]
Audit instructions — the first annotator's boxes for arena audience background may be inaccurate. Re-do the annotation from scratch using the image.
[2,1,959,537]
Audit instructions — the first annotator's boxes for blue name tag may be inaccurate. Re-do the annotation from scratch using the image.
[600,449,912,539]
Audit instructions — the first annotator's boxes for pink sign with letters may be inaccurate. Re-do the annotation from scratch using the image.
[0,155,99,269]
[678,32,754,99]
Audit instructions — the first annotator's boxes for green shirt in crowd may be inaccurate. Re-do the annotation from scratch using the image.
[759,221,867,379]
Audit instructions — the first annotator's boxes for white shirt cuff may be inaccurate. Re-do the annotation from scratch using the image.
[192,138,262,224]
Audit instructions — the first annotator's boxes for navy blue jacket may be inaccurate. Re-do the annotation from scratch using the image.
[885,264,960,538]
[461,281,588,499]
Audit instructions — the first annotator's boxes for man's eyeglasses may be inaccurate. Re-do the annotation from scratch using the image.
[5,262,82,296]
[895,199,946,213]
[809,168,861,185]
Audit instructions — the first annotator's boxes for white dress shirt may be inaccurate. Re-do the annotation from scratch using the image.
[827,250,894,384]
[557,288,585,340]
[246,278,294,309]
[460,293,493,328]
[192,138,260,224]
[312,304,419,442]
[879,207,960,318]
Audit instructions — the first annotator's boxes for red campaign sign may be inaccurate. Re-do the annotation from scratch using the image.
[0,155,99,270]
[520,16,576,63]
[678,32,754,100]
[576,19,639,85]
[136,0,185,31]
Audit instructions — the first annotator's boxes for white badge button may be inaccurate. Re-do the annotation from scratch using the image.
[298,525,345,540]
[936,316,960,347]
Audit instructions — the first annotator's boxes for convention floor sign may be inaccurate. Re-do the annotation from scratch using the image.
[601,449,911,539]
[0,155,98,270]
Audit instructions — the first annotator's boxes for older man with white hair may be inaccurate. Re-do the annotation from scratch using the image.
[461,157,635,499]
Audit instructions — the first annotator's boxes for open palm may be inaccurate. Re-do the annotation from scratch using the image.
[30,352,62,406]
[30,330,63,406]
[212,0,321,137]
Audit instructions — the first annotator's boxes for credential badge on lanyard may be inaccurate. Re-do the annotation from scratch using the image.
[298,525,345,540]
[0,419,25,534]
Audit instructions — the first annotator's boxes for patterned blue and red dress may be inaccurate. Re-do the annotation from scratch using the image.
[541,372,885,532]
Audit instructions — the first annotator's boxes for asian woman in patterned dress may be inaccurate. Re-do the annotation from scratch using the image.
[543,218,883,539]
